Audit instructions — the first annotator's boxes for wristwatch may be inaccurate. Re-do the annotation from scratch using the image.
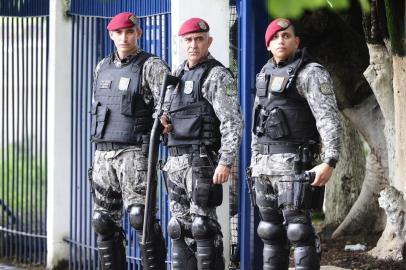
[323,157,337,168]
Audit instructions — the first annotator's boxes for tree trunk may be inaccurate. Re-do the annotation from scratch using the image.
[331,93,388,237]
[324,115,364,228]
[370,55,406,260]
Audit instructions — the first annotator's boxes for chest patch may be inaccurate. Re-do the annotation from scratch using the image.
[184,80,194,94]
[269,75,288,95]
[99,80,112,89]
[118,77,131,91]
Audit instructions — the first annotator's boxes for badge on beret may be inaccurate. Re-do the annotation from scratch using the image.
[118,77,131,91]
[277,20,289,29]
[198,21,207,30]
[320,82,333,95]
[184,81,194,94]
[99,80,112,89]
[129,15,137,25]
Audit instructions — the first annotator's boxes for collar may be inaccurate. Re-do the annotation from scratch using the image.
[184,53,213,71]
[114,48,141,65]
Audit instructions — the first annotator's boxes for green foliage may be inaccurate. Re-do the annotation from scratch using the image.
[266,0,369,19]
[0,144,46,228]
[384,0,405,55]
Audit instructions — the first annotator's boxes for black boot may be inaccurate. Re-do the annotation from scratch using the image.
[171,239,197,270]
[263,244,290,270]
[139,222,167,269]
[294,246,320,270]
[213,236,225,270]
[195,239,214,270]
[97,232,126,270]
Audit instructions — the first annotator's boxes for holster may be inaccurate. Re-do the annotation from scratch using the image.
[192,153,222,207]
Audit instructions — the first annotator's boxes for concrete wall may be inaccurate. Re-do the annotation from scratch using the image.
[171,0,230,69]
[171,0,232,267]
[47,0,72,268]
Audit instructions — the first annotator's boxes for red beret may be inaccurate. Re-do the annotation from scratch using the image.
[107,12,138,31]
[265,18,292,47]
[178,18,210,36]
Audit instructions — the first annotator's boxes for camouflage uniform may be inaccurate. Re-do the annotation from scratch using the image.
[91,50,170,270]
[250,57,341,269]
[92,50,170,223]
[251,61,341,194]
[163,54,243,269]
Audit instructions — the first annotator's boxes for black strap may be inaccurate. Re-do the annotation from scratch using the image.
[168,181,189,205]
[93,197,123,211]
[258,143,301,154]
[96,142,139,151]
[168,145,199,156]
[93,182,122,200]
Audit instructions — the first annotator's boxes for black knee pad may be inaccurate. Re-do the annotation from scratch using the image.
[168,217,193,240]
[286,223,315,246]
[92,210,119,239]
[257,221,287,245]
[192,216,210,240]
[191,216,220,240]
[168,217,183,240]
[128,204,144,231]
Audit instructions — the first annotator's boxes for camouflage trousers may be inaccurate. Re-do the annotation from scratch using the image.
[250,153,311,221]
[163,154,218,222]
[92,148,147,225]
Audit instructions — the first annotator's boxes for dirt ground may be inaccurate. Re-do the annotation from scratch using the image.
[300,223,405,270]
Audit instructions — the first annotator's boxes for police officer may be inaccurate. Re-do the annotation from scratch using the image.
[90,12,170,269]
[250,18,341,270]
[160,18,243,270]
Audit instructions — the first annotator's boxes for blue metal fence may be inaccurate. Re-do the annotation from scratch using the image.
[67,0,171,269]
[0,0,49,266]
[236,0,271,268]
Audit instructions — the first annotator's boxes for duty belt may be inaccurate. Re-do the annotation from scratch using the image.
[95,142,139,151]
[168,145,215,157]
[258,143,302,154]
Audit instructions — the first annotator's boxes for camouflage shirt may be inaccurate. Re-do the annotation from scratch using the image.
[251,60,341,170]
[93,49,170,114]
[166,53,243,167]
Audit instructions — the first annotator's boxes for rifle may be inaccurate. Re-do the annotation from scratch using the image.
[142,74,179,245]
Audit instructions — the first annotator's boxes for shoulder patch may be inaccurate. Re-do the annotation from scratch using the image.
[320,82,334,95]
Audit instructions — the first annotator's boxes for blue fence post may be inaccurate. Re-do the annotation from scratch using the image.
[237,0,254,269]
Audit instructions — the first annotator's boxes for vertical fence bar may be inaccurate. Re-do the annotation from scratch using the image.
[67,1,172,269]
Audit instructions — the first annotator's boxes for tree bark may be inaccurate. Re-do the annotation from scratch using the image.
[324,115,364,228]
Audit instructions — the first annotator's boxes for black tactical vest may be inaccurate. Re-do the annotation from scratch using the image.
[167,59,223,149]
[253,49,320,145]
[91,51,154,144]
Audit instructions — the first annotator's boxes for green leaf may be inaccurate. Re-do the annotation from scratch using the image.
[358,0,370,12]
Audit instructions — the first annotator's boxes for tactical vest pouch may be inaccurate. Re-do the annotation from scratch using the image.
[91,102,109,140]
[253,105,266,136]
[255,74,268,97]
[120,91,133,116]
[171,114,202,140]
[192,156,223,207]
[265,107,290,139]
